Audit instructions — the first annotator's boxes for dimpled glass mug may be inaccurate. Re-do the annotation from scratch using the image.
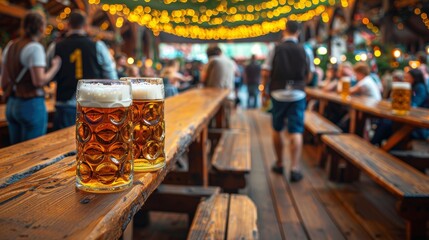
[75,80,133,193]
[122,77,166,172]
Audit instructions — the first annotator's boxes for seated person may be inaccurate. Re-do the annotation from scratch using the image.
[372,69,429,145]
[350,62,381,100]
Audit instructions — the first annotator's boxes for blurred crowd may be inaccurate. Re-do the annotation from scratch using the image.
[0,9,428,149]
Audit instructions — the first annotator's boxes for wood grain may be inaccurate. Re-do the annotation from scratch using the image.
[0,88,229,240]
[248,111,308,239]
[187,194,229,240]
[211,129,251,173]
[322,134,429,199]
[227,194,258,240]
[304,111,342,136]
[306,87,429,129]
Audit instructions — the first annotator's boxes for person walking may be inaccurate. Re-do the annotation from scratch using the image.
[1,11,61,144]
[50,10,117,130]
[261,20,310,182]
[244,54,261,108]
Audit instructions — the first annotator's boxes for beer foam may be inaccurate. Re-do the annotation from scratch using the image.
[78,83,132,108]
[132,84,164,100]
[341,77,351,82]
[392,82,411,90]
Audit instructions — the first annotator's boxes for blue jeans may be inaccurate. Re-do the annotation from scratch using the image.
[6,96,47,144]
[54,105,76,130]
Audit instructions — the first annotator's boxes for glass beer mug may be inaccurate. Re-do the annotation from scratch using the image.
[76,80,133,193]
[340,77,351,100]
[391,82,411,116]
[124,77,166,172]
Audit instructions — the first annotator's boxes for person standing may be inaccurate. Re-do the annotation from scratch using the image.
[244,54,261,108]
[1,11,61,144]
[51,10,117,130]
[261,20,310,182]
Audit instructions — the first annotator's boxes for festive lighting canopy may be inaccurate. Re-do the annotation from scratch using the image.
[93,0,344,40]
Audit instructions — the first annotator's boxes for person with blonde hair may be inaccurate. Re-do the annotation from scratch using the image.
[1,11,61,144]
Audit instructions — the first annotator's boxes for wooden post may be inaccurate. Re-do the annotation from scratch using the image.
[188,127,208,186]
[328,150,340,181]
[405,220,427,240]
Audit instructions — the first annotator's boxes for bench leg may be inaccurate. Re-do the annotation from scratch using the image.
[319,144,329,168]
[343,163,360,183]
[405,220,427,240]
[328,151,341,181]
[189,127,209,186]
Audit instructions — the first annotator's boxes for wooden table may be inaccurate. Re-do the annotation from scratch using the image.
[0,99,56,127]
[305,87,429,151]
[0,88,229,240]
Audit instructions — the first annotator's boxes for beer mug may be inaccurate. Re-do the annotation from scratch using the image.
[125,77,166,172]
[340,77,351,100]
[76,80,133,193]
[391,82,411,116]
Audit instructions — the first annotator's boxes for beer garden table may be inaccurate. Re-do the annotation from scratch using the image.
[0,88,229,239]
[305,87,429,151]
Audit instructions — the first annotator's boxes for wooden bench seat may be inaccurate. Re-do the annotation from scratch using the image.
[322,134,429,239]
[304,110,343,136]
[209,129,251,193]
[304,110,342,167]
[187,194,258,240]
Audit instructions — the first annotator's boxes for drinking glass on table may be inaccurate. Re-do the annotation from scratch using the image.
[391,82,411,116]
[76,80,133,193]
[123,77,166,172]
[340,77,351,100]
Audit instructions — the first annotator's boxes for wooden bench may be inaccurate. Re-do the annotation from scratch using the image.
[322,134,429,239]
[304,110,342,167]
[209,129,251,193]
[187,193,258,240]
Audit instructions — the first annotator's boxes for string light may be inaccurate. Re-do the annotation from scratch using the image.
[393,48,401,58]
[94,0,339,39]
[313,57,321,65]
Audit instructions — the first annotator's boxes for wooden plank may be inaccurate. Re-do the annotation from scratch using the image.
[0,88,230,240]
[302,144,386,240]
[211,129,251,173]
[227,194,259,240]
[0,127,75,188]
[248,110,308,239]
[229,108,250,131]
[240,110,283,239]
[306,87,429,129]
[322,134,429,199]
[304,110,342,136]
[187,194,229,240]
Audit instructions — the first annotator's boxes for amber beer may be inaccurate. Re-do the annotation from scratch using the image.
[340,77,351,99]
[76,80,133,192]
[391,82,411,115]
[126,78,165,172]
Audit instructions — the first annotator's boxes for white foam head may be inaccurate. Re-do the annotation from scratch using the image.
[392,82,411,90]
[77,81,132,108]
[124,78,164,100]
[341,76,351,83]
